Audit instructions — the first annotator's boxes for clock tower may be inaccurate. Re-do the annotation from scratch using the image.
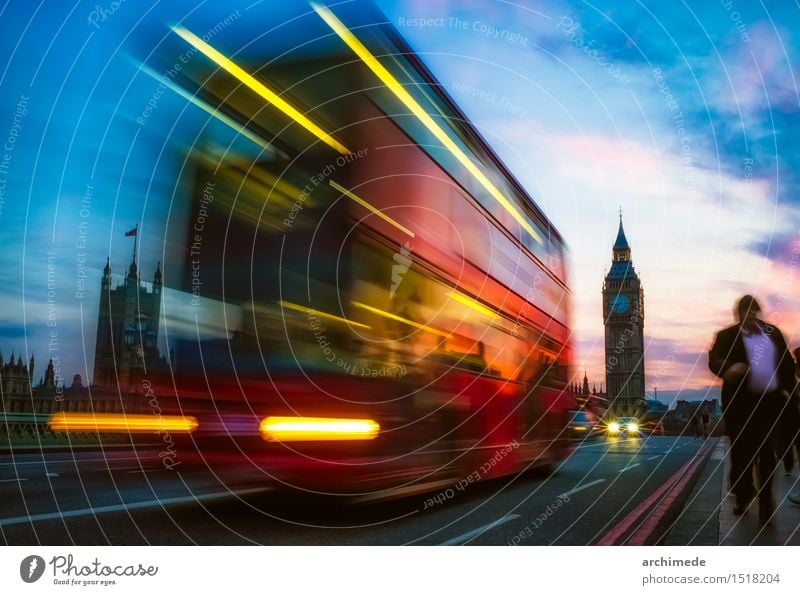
[602,212,646,417]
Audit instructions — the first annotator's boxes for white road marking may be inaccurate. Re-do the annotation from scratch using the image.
[0,487,273,527]
[0,478,28,483]
[0,443,160,452]
[557,478,606,499]
[439,514,520,546]
[45,473,59,477]
[0,456,158,467]
[94,465,163,472]
[647,455,661,461]
[91,466,163,472]
[618,463,641,473]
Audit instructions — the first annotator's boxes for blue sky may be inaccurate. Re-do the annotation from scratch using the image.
[0,0,798,402]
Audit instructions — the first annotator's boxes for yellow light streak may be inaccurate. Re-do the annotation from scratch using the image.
[351,300,449,338]
[279,300,371,329]
[259,416,379,441]
[48,413,198,433]
[172,26,351,154]
[447,290,498,318]
[135,61,274,151]
[329,180,415,237]
[311,3,543,244]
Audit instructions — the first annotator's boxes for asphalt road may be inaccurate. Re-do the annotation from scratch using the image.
[0,435,707,545]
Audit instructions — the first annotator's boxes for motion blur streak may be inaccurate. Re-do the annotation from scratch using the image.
[329,180,416,238]
[171,25,351,154]
[351,300,450,338]
[134,61,274,151]
[447,291,498,319]
[48,413,199,433]
[259,416,380,442]
[311,2,543,245]
[278,300,372,329]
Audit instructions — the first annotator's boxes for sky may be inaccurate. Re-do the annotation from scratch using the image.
[0,1,798,405]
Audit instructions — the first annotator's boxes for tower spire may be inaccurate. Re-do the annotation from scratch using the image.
[614,213,629,250]
[131,223,138,265]
[612,209,631,262]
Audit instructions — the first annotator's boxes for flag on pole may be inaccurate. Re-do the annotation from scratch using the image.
[125,226,138,237]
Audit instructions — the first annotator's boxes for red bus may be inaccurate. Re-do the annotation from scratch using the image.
[145,3,574,498]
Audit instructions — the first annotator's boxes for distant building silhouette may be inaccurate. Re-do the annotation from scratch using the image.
[0,351,34,408]
[573,371,608,416]
[645,399,669,415]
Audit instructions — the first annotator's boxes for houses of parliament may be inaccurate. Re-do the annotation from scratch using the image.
[0,250,164,419]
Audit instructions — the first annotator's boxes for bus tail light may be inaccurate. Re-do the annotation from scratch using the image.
[48,412,198,433]
[259,416,380,442]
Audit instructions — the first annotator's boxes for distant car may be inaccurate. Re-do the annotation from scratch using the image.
[641,420,665,436]
[568,410,598,440]
[606,416,640,437]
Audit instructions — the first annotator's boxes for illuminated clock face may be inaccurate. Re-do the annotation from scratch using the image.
[611,295,630,314]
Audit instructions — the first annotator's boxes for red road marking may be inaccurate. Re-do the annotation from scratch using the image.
[596,439,716,546]
[626,439,716,545]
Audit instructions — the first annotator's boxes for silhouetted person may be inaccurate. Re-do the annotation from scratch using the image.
[708,295,795,525]
[702,410,710,439]
[690,410,701,439]
[777,347,800,476]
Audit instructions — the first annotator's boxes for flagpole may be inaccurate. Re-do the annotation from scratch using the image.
[132,223,138,265]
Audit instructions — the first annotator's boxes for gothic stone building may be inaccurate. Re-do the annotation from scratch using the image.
[0,352,35,412]
[602,215,646,417]
[92,256,163,388]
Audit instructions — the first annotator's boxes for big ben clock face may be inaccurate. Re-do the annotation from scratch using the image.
[611,294,630,314]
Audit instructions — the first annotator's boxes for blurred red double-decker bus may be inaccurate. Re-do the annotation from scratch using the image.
[141,3,574,498]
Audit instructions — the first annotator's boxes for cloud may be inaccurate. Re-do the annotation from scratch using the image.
[0,324,27,340]
[748,230,800,263]
[706,21,799,117]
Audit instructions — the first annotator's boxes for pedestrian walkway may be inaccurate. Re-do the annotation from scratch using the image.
[718,439,800,545]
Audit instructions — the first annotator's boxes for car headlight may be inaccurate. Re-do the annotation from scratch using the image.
[608,422,620,433]
[627,422,639,432]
